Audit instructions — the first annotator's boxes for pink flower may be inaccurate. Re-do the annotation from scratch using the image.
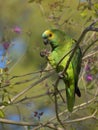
[13,26,21,34]
[86,74,93,81]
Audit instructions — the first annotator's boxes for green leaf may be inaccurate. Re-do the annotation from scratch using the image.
[28,0,35,3]
[94,3,98,9]
[28,0,42,3]
[2,101,9,106]
[80,9,88,17]
[0,110,5,118]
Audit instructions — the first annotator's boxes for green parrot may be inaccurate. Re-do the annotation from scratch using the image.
[41,29,82,112]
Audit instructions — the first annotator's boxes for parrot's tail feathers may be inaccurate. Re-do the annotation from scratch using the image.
[75,87,81,97]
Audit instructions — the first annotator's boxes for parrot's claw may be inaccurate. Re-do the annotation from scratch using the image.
[58,72,68,80]
[40,49,50,57]
[58,72,64,79]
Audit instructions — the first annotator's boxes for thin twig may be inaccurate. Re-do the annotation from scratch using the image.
[46,123,65,130]
[64,109,98,123]
[32,96,97,130]
[0,118,37,126]
[56,88,66,103]
[82,39,98,56]
[49,96,97,123]
[0,71,55,109]
[54,77,66,128]
[14,88,65,104]
[83,50,98,60]
[9,69,53,80]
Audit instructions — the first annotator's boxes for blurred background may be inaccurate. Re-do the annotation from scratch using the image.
[0,0,98,130]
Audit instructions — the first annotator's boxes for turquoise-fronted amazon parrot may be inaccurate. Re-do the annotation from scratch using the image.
[41,29,82,112]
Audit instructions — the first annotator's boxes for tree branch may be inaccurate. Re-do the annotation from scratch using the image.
[82,39,98,56]
[0,71,55,109]
[62,19,98,74]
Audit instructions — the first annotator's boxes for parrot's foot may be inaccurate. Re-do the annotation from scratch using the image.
[58,72,64,79]
[58,72,68,79]
[40,49,50,57]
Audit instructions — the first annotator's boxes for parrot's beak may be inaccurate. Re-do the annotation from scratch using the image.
[43,38,49,45]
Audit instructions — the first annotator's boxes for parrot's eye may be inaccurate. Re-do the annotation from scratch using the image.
[49,33,52,37]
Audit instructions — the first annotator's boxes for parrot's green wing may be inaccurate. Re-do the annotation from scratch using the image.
[63,44,82,112]
[72,46,82,97]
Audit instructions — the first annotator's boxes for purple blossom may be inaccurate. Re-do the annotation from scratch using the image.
[86,74,93,81]
[33,111,44,120]
[13,26,21,34]
[34,112,38,117]
[3,42,10,50]
[85,64,90,71]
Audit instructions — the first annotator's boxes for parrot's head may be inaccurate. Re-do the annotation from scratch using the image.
[42,29,65,49]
